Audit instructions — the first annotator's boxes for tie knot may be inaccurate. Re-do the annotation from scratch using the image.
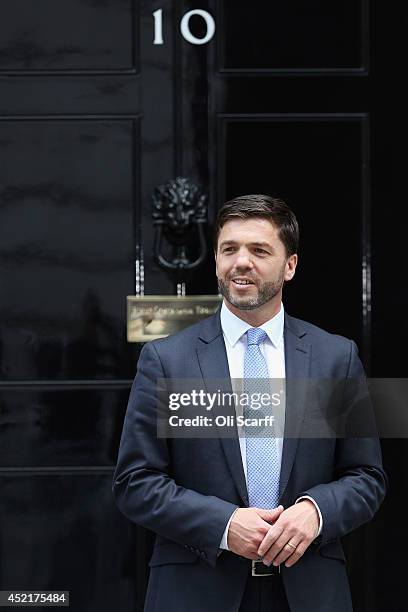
[247,327,267,346]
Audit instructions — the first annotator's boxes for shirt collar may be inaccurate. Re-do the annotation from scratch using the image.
[220,301,284,348]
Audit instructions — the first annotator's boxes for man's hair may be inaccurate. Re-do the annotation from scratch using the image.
[214,194,299,257]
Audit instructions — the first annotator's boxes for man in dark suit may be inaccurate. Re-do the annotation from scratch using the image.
[113,195,386,611]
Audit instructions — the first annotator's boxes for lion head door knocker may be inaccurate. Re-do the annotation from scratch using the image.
[126,177,220,342]
[152,177,208,295]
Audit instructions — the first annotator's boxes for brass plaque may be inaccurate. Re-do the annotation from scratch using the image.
[127,295,222,342]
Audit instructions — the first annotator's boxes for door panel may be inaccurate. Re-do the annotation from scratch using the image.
[220,115,366,345]
[218,0,367,72]
[0,0,138,72]
[0,473,149,612]
[0,387,129,467]
[0,118,139,380]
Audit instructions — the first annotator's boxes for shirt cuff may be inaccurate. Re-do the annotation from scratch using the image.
[219,508,240,551]
[295,496,323,537]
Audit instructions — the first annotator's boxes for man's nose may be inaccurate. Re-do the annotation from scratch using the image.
[234,250,253,268]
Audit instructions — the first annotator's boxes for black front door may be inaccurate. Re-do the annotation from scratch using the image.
[0,2,401,611]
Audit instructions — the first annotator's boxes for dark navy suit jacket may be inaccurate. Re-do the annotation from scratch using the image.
[113,312,386,612]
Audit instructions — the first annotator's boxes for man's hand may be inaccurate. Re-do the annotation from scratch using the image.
[227,506,284,559]
[257,499,319,568]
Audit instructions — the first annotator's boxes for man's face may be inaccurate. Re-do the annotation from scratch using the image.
[215,218,297,311]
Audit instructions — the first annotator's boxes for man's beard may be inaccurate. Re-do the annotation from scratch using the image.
[217,268,285,311]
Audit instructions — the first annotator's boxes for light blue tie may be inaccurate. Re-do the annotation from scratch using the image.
[244,328,280,508]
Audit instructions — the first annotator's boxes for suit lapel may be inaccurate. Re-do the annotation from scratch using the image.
[196,313,249,506]
[195,311,312,506]
[279,314,311,500]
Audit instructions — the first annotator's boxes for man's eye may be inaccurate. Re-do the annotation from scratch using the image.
[223,247,235,253]
[254,248,267,254]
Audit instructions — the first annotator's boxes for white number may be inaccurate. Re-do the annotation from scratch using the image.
[153,9,215,46]
[153,9,164,45]
[180,9,215,45]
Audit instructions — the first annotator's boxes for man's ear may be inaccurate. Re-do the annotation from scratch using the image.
[284,254,298,282]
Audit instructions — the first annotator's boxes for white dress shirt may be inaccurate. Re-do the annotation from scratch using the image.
[218,301,322,550]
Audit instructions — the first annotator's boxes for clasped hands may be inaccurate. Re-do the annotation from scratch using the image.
[227,501,319,568]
